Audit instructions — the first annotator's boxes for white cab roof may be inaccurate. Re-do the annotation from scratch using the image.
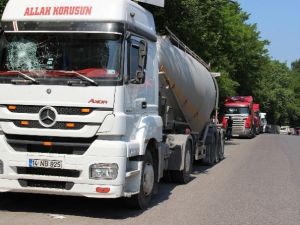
[1,0,155,36]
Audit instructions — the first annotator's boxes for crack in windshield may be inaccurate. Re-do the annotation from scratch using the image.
[0,32,122,85]
[7,39,60,71]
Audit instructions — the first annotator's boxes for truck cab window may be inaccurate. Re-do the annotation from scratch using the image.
[129,43,139,80]
[127,37,147,84]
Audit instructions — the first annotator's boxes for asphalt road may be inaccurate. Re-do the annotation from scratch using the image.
[0,134,300,225]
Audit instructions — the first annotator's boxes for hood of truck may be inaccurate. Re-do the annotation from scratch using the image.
[0,84,115,138]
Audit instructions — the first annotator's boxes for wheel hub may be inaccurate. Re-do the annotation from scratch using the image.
[143,162,154,196]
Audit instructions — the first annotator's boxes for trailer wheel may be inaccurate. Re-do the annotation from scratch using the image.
[214,134,219,164]
[171,141,193,184]
[218,132,225,161]
[126,150,156,210]
[203,134,216,166]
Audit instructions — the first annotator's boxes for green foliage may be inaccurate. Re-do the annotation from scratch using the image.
[143,0,270,96]
[144,0,299,126]
[0,0,8,17]
[290,59,300,126]
[254,60,296,125]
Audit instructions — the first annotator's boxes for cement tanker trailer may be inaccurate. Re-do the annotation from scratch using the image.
[158,35,217,132]
[157,33,224,170]
[0,0,224,210]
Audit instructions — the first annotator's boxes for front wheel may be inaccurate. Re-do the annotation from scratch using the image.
[126,150,156,210]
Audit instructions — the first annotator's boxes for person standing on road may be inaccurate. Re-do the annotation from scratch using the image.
[226,116,233,140]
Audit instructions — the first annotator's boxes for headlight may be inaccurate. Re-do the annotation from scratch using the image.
[90,163,118,180]
[0,160,3,174]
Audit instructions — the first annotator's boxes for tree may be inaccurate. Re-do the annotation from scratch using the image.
[0,0,8,17]
[254,60,298,125]
[143,0,299,125]
[144,0,269,101]
[290,59,300,126]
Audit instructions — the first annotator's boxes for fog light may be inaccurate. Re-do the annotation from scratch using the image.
[0,160,3,174]
[90,163,118,180]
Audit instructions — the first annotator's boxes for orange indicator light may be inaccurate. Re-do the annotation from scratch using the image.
[43,141,53,147]
[81,108,91,113]
[20,121,29,126]
[8,105,17,111]
[66,123,75,128]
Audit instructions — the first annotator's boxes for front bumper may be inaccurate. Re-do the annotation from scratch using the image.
[0,134,133,198]
[232,127,252,137]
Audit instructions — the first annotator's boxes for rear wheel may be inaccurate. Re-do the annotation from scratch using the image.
[249,126,256,139]
[214,135,220,163]
[126,150,156,210]
[171,141,193,184]
[218,132,225,161]
[203,134,216,166]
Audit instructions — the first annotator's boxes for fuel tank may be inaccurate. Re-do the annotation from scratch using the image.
[157,36,217,132]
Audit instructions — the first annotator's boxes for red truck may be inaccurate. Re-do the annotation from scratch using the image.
[222,96,256,138]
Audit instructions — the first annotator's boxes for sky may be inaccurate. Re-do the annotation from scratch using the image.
[237,0,300,66]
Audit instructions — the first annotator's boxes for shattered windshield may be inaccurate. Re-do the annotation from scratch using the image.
[0,32,122,85]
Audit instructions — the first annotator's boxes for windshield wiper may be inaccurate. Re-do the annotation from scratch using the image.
[59,70,98,86]
[7,70,39,85]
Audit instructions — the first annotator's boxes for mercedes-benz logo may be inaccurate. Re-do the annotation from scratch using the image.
[38,106,57,128]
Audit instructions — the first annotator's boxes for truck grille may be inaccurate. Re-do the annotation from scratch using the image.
[7,105,94,115]
[5,134,95,155]
[231,117,246,135]
[232,118,245,126]
[18,179,74,190]
[13,121,85,130]
[17,167,80,178]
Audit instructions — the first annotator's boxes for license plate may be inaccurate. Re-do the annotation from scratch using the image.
[29,159,62,169]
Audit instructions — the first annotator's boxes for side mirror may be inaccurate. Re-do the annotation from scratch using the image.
[128,39,147,84]
[135,40,146,83]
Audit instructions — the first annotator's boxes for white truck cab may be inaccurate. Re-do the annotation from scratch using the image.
[0,0,224,209]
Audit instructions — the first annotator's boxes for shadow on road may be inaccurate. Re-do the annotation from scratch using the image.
[225,140,240,145]
[0,191,157,219]
[0,162,220,219]
[192,162,211,175]
[0,182,181,219]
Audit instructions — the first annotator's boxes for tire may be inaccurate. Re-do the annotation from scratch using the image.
[171,141,193,184]
[249,126,256,139]
[256,127,260,135]
[218,132,225,161]
[126,150,156,210]
[214,135,220,164]
[203,134,216,166]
